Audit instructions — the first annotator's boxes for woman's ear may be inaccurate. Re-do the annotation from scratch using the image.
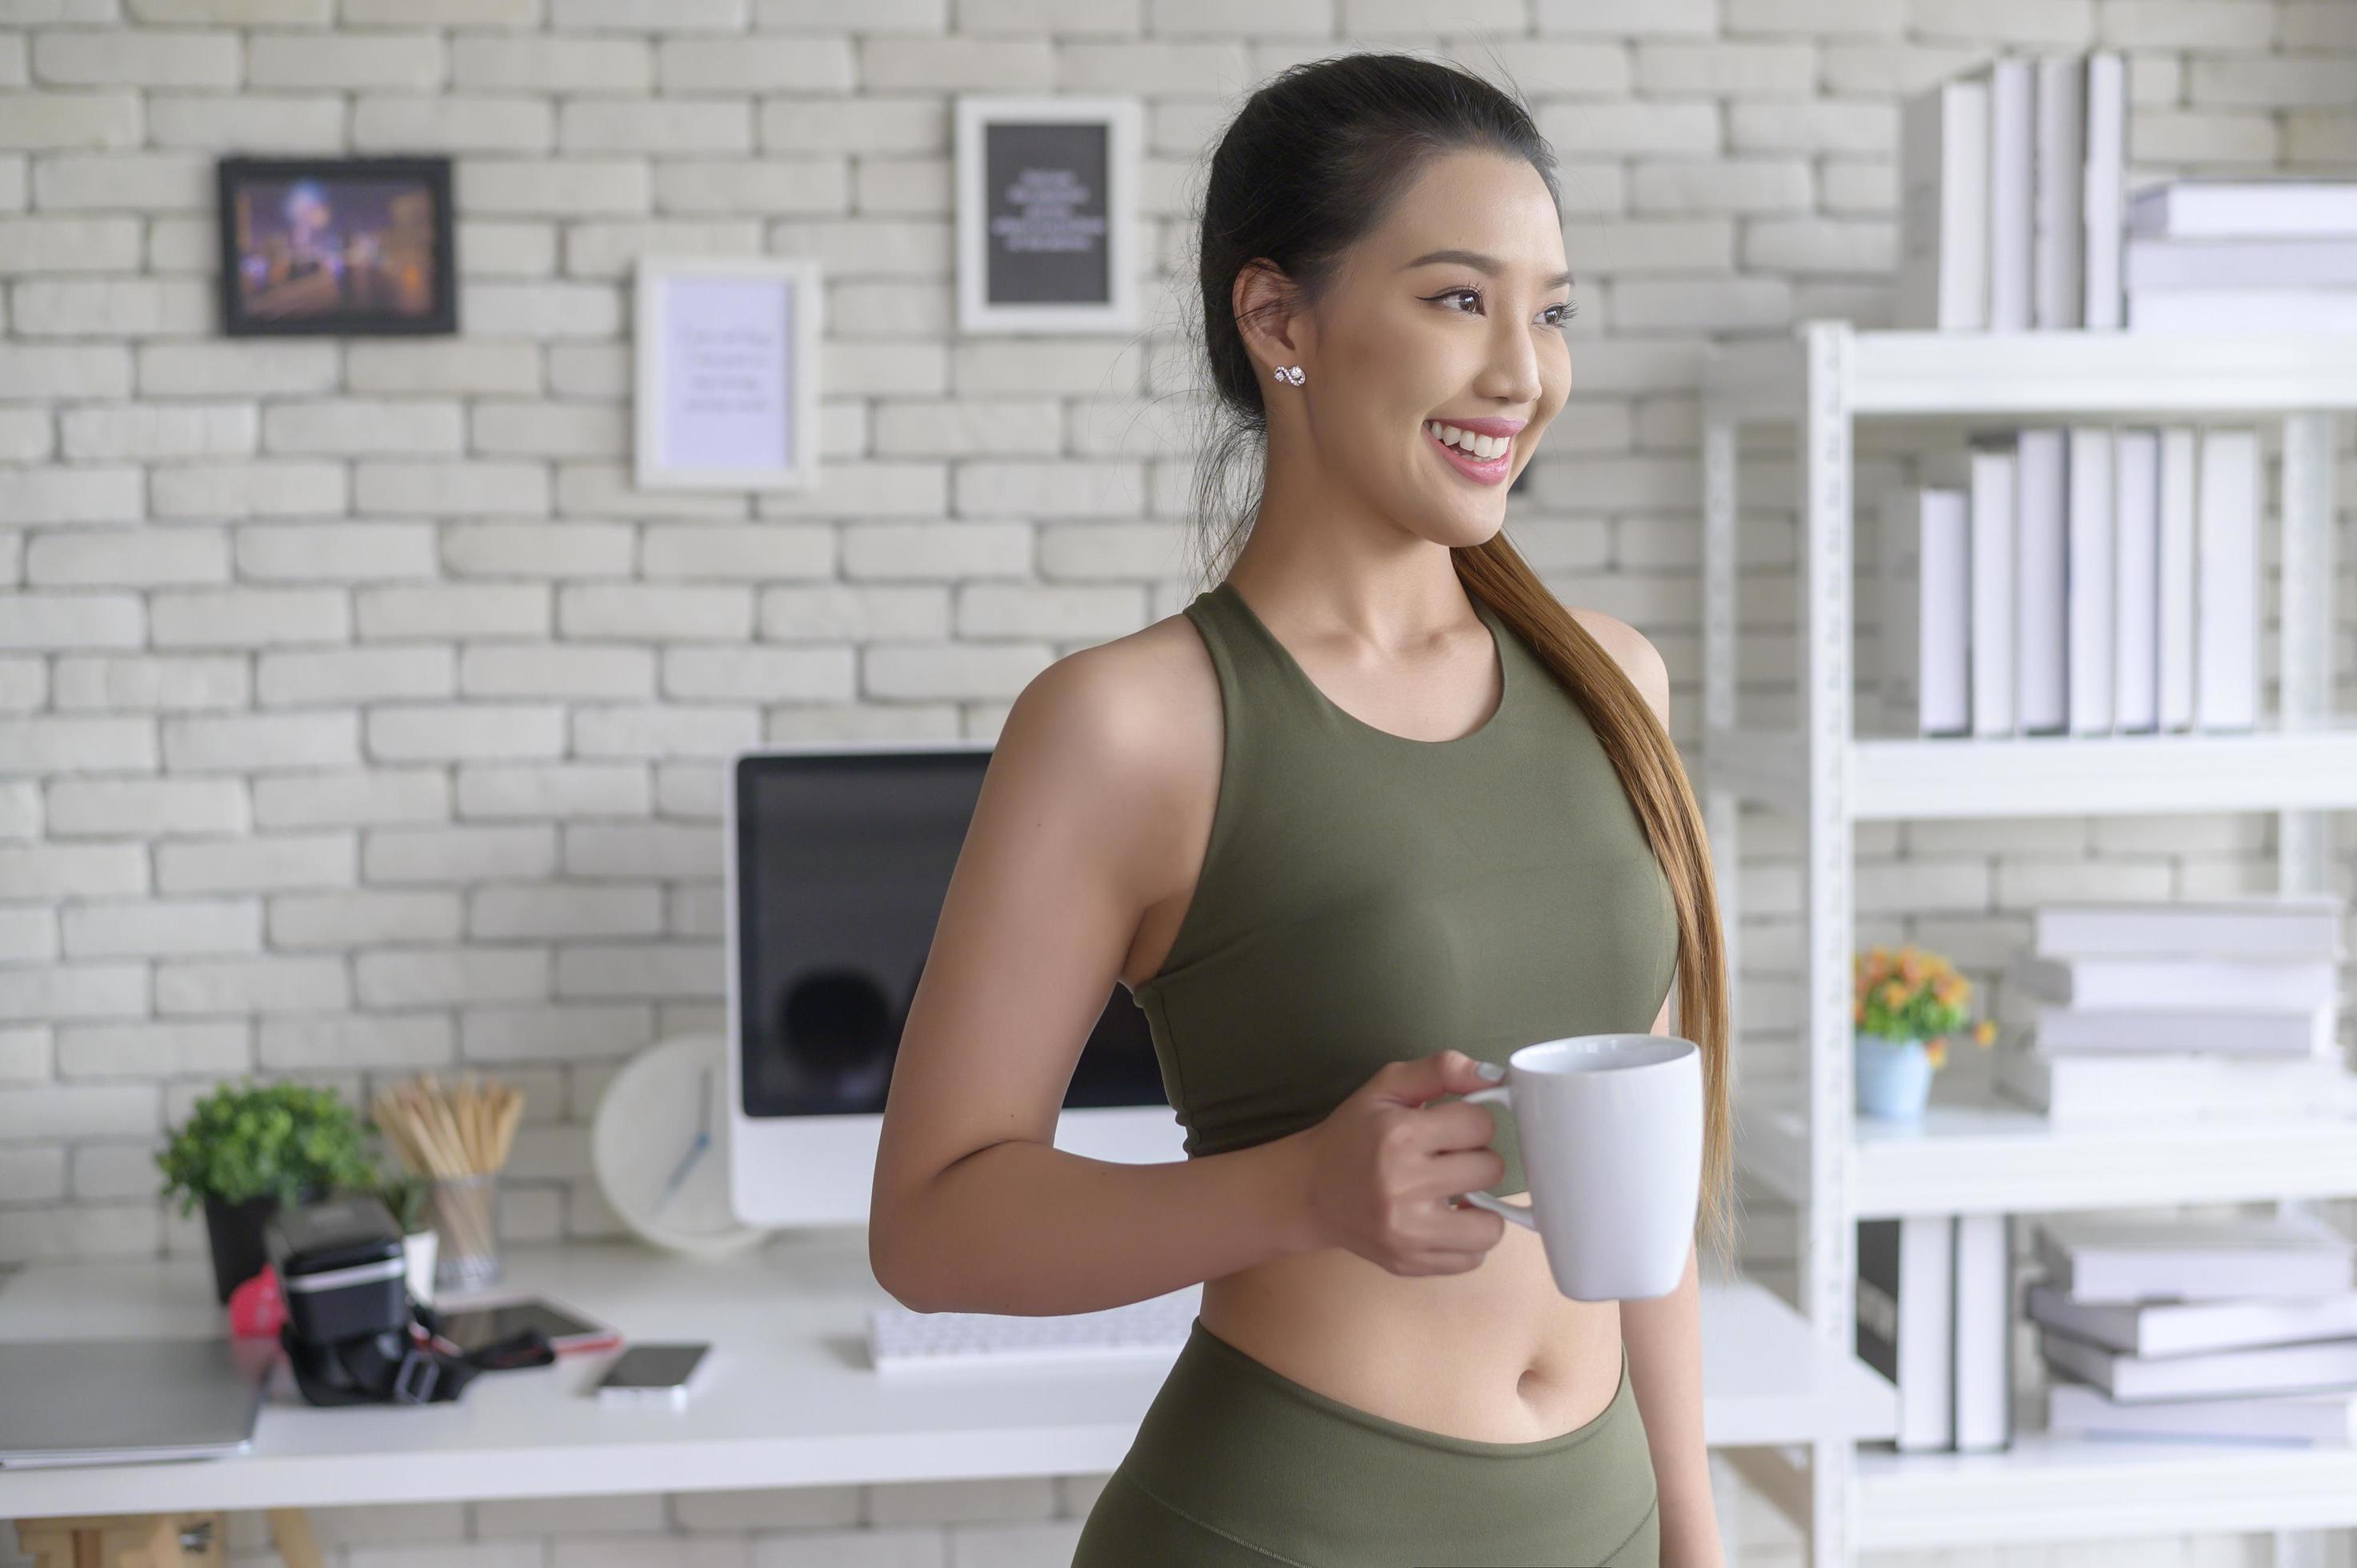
[1232,258,1307,380]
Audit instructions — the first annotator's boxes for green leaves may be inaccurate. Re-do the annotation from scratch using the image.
[154,1079,378,1218]
[374,1170,431,1234]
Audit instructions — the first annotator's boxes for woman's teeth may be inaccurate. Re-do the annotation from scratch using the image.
[1425,421,1509,461]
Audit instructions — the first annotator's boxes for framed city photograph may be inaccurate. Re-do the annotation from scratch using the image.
[633,255,822,492]
[216,156,457,336]
[955,95,1142,334]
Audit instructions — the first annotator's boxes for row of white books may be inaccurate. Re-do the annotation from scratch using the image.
[1899,52,2125,331]
[2036,1213,2357,1444]
[1857,1211,2012,1451]
[1879,425,2259,739]
[1899,45,2357,336]
[2127,179,2357,335]
[1990,896,2351,1124]
[1865,1210,2357,1453]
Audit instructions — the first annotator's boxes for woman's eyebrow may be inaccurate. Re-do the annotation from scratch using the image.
[1401,248,1575,289]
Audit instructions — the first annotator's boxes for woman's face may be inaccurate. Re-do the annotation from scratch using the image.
[1263,148,1575,546]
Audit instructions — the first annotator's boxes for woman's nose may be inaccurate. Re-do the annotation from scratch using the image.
[1478,322,1544,404]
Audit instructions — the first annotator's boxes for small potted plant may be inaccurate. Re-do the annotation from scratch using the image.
[1854,942,1998,1120]
[157,1079,379,1303]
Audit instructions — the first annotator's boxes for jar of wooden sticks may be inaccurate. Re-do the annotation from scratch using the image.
[372,1073,522,1295]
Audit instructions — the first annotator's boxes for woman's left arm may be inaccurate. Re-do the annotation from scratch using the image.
[1579,607,1725,1568]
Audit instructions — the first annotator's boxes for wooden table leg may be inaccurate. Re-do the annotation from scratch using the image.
[263,1511,321,1568]
[13,1513,222,1568]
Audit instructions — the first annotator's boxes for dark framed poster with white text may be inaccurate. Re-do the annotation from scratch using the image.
[955,95,1141,334]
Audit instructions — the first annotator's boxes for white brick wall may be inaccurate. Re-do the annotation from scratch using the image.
[1,2,2351,1564]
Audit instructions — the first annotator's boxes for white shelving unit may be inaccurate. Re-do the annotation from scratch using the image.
[1700,322,2357,1566]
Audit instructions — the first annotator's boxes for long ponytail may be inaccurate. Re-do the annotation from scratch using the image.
[1451,538,1737,1278]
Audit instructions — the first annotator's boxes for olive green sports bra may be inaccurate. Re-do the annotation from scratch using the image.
[1125,578,1679,1200]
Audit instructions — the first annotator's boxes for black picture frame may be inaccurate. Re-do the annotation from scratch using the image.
[216,155,458,337]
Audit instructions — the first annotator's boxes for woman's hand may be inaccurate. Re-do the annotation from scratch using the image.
[1288,1050,1512,1274]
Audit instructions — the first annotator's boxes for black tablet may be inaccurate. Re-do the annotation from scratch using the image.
[430,1294,620,1357]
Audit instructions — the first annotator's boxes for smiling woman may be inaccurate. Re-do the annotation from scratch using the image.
[864,50,1731,1568]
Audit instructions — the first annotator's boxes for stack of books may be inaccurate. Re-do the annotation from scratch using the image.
[1879,424,2259,738]
[1991,897,2351,1124]
[1899,52,2126,331]
[2034,1213,2357,1444]
[2127,180,2357,335]
[1856,1212,2014,1452]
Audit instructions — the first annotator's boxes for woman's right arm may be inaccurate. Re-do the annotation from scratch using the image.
[866,643,1311,1314]
[866,639,1510,1316]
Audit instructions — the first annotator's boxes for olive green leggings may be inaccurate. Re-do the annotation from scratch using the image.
[1072,1319,1660,1568]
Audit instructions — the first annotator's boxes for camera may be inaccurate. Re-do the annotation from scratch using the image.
[266,1194,549,1406]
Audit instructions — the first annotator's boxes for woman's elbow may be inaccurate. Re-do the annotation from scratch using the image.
[868,1185,938,1311]
[868,1137,1018,1311]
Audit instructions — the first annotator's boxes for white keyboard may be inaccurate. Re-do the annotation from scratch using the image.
[867,1285,1202,1374]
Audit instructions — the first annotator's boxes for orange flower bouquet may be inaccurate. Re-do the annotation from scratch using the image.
[1853,942,1997,1118]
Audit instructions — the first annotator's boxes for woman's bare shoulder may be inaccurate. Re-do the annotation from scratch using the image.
[989,605,1223,859]
[1566,605,1670,728]
[1003,606,1216,766]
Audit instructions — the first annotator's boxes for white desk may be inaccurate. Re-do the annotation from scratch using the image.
[0,1230,1896,1518]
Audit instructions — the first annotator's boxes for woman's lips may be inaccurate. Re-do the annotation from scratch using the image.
[1424,420,1512,486]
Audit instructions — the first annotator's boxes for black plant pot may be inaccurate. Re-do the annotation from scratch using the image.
[201,1190,321,1304]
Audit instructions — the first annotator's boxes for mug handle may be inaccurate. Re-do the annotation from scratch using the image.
[1453,1086,1538,1230]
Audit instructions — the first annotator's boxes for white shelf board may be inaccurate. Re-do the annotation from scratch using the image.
[1704,327,2357,421]
[1739,1097,2357,1220]
[1699,1267,1898,1448]
[1855,1430,2357,1550]
[1703,721,2357,821]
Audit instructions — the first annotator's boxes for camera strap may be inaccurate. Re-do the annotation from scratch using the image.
[282,1300,557,1406]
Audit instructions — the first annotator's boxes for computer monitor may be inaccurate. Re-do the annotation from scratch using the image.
[725,741,1187,1229]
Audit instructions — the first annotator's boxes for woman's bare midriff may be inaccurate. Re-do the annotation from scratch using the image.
[1197,1222,1627,1445]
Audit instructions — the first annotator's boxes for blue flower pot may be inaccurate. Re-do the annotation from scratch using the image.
[1855,1032,1934,1120]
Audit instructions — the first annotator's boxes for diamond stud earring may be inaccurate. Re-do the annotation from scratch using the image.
[1272,365,1305,385]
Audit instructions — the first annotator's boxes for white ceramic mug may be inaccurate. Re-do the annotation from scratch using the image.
[1454,1033,1703,1301]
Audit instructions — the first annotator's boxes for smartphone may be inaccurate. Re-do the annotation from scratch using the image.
[595,1342,712,1408]
[428,1294,621,1358]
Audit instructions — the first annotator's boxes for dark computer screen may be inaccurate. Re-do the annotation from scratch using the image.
[732,749,1169,1119]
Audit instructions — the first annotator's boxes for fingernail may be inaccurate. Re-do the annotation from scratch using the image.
[1477,1061,1506,1081]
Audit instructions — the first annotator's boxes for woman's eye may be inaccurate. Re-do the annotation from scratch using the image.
[1431,289,1577,325]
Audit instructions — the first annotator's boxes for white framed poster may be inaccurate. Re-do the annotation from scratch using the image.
[955,95,1142,335]
[633,254,821,490]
